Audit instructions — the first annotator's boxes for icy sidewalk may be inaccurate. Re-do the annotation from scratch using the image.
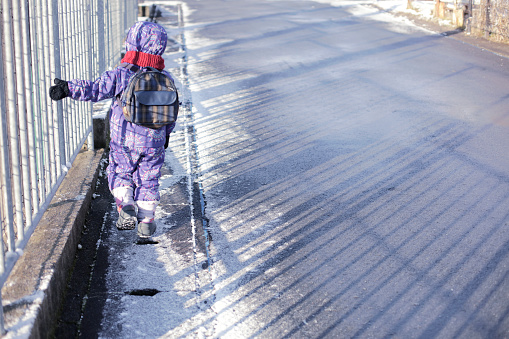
[72,119,213,338]
[55,3,214,338]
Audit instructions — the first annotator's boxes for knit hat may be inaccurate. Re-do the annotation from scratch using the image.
[121,21,167,70]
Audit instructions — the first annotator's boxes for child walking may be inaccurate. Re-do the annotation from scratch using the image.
[49,21,176,237]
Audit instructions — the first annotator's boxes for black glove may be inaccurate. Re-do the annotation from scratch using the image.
[49,78,70,101]
[164,135,170,149]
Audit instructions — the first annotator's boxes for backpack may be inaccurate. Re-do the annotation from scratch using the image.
[117,63,179,129]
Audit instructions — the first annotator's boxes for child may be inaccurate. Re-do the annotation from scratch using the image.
[49,21,176,237]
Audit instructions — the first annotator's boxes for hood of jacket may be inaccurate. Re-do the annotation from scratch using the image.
[124,21,167,56]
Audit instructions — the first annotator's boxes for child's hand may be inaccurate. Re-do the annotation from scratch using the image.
[49,78,70,101]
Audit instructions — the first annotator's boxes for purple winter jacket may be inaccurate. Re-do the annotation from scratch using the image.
[67,22,175,149]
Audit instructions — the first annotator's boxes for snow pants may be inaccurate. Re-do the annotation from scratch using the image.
[107,144,165,222]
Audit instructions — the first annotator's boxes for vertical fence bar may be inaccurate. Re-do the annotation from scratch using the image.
[30,0,46,205]
[71,0,78,154]
[0,93,6,335]
[90,0,96,76]
[124,0,128,34]
[12,0,33,239]
[42,0,58,188]
[71,0,79,145]
[74,0,81,150]
[47,0,61,180]
[21,0,40,218]
[69,0,80,153]
[49,0,66,173]
[106,1,111,67]
[65,0,74,163]
[98,0,105,74]
[58,0,68,162]
[73,0,84,146]
[85,2,95,150]
[79,0,86,144]
[35,0,52,198]
[69,0,78,155]
[2,0,24,249]
[0,28,14,272]
[103,1,109,68]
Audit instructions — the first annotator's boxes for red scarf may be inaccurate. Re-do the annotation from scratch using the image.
[121,51,165,70]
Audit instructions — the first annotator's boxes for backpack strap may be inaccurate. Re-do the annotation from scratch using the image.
[120,63,161,73]
[120,62,140,72]
[116,63,141,106]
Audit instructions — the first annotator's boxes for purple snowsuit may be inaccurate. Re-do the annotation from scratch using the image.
[67,22,175,219]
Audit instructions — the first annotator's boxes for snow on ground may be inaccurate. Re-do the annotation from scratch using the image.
[312,0,454,31]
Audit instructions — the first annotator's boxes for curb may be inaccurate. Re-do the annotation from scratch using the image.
[1,148,105,338]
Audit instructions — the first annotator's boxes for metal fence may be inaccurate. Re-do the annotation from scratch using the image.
[0,0,138,332]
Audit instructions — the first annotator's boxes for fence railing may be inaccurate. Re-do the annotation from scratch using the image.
[0,0,138,332]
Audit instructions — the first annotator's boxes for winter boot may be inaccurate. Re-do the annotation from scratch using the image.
[138,221,156,237]
[116,205,138,230]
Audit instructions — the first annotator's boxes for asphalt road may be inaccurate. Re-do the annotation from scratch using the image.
[185,0,509,337]
[56,0,509,338]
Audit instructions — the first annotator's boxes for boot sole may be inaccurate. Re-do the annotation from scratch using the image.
[116,206,137,230]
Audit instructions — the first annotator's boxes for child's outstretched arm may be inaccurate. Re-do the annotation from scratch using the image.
[49,70,118,103]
